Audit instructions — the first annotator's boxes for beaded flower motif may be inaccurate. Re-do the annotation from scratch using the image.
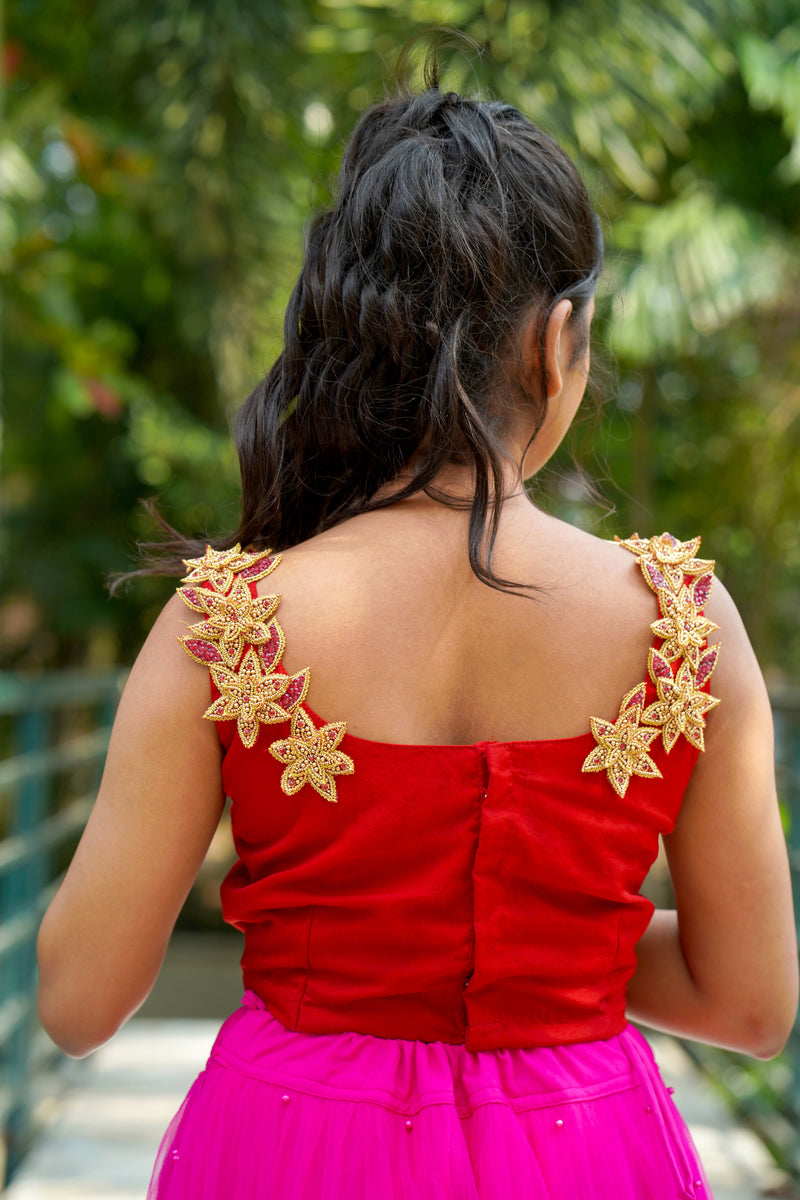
[583,682,661,798]
[581,532,721,798]
[269,708,352,803]
[177,544,354,802]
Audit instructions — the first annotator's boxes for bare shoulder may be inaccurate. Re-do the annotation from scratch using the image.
[115,588,216,734]
[530,518,660,614]
[703,572,753,655]
[700,573,771,736]
[131,588,203,678]
[534,517,644,574]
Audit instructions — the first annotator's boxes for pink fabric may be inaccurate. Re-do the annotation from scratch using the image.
[148,990,712,1199]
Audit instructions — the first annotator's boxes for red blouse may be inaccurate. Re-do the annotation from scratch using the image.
[177,534,720,1052]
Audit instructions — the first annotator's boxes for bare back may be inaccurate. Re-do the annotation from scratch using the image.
[266,496,666,747]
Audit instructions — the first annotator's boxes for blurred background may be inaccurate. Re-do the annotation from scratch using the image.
[3,0,800,675]
[1,0,799,1192]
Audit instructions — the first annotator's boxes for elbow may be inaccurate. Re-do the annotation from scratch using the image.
[703,952,799,1062]
[746,1034,792,1062]
[36,916,142,1057]
[749,1042,788,1063]
[736,990,798,1062]
[743,1016,796,1062]
[37,937,125,1058]
[37,957,159,1058]
[41,1025,104,1060]
[37,984,121,1058]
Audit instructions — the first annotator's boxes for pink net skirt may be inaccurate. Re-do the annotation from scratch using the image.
[147,990,711,1199]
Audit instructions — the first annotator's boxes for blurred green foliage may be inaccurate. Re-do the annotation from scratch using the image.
[2,0,799,671]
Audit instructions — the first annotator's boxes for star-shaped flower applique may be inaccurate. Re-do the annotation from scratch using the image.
[181,543,281,594]
[179,577,282,669]
[617,532,715,593]
[643,648,721,752]
[205,647,294,749]
[268,707,354,803]
[651,583,719,670]
[581,683,662,798]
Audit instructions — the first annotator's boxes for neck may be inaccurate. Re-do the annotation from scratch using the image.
[373,455,532,511]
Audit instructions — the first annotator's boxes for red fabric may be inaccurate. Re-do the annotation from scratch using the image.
[210,577,702,1053]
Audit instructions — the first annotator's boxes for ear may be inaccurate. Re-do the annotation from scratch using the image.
[541,298,574,402]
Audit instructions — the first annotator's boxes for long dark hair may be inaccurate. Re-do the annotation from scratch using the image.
[111,78,603,596]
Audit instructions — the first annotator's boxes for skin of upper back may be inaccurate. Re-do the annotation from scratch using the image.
[268,497,661,747]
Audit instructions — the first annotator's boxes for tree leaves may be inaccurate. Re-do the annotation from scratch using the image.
[2,0,800,675]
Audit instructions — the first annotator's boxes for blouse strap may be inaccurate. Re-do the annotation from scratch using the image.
[175,543,354,803]
[581,532,721,798]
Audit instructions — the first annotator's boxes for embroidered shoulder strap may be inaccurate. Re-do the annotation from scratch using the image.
[176,544,354,803]
[581,532,721,798]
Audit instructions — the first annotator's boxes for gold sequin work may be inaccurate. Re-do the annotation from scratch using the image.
[177,544,354,802]
[581,532,721,797]
[582,683,662,796]
[269,708,354,803]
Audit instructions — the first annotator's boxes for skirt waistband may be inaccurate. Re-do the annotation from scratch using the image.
[205,990,663,1118]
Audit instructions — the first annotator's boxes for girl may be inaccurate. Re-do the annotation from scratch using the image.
[37,81,797,1199]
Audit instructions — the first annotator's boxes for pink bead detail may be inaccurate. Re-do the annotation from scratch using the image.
[170,1150,180,1160]
[696,645,718,687]
[184,639,223,664]
[279,673,307,710]
[693,573,713,608]
[241,555,276,579]
[405,1119,413,1131]
[645,562,667,589]
[644,1105,652,1113]
[623,682,646,710]
[694,1183,703,1190]
[555,1119,564,1128]
[259,625,283,670]
[282,1093,290,1103]
[667,1086,675,1094]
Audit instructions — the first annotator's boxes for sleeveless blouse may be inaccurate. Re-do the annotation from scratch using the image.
[176,532,721,1053]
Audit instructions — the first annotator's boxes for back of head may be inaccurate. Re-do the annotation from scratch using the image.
[226,87,602,589]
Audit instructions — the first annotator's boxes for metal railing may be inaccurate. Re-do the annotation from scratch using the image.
[680,685,800,1180]
[0,669,126,1184]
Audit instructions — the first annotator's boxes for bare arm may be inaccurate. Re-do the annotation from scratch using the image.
[626,581,798,1059]
[37,591,225,1057]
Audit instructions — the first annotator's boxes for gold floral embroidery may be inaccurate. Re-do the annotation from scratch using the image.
[181,544,280,594]
[179,577,281,670]
[642,649,721,753]
[582,683,662,798]
[177,543,353,801]
[649,583,719,670]
[205,647,300,749]
[617,532,715,594]
[269,708,354,803]
[581,532,721,795]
